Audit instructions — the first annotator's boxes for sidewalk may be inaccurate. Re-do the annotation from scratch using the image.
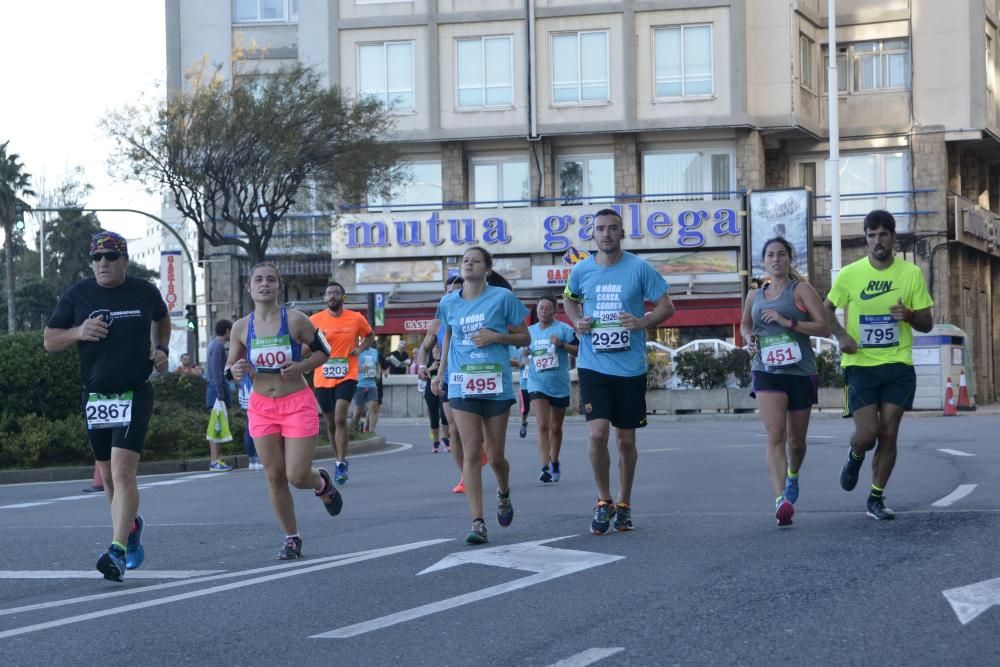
[0,435,389,486]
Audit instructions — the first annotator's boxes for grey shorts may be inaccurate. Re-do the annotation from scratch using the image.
[352,385,379,405]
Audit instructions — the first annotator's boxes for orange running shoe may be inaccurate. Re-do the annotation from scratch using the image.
[452,477,466,493]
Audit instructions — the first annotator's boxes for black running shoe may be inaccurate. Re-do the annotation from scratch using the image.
[96,545,126,582]
[840,449,864,491]
[539,466,552,483]
[497,490,514,527]
[866,496,896,521]
[317,468,344,516]
[278,536,303,560]
[519,423,527,439]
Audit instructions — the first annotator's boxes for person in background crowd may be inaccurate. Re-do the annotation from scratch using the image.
[387,339,409,375]
[351,345,381,434]
[238,372,262,470]
[175,353,203,376]
[204,320,234,472]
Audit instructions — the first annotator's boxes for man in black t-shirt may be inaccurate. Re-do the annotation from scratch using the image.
[44,231,170,582]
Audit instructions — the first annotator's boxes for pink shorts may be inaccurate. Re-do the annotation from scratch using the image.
[248,386,320,439]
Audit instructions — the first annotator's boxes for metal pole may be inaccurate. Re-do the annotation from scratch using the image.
[39,214,44,279]
[828,0,842,279]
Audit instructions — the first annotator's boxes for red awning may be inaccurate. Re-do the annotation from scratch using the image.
[357,297,741,334]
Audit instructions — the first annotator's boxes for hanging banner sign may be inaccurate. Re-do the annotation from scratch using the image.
[160,251,184,319]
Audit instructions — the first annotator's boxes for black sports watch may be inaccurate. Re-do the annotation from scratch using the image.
[155,344,169,356]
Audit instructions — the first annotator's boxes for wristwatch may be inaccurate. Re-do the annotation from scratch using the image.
[155,344,169,356]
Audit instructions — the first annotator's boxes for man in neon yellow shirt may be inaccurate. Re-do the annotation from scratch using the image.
[825,210,934,520]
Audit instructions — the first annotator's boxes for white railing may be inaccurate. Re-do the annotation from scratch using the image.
[646,337,840,389]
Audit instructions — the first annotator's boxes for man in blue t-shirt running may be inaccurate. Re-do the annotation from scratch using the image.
[563,208,675,535]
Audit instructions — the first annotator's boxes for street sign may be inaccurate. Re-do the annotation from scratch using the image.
[311,536,623,639]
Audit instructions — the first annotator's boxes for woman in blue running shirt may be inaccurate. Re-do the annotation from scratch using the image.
[431,247,529,544]
[526,295,578,483]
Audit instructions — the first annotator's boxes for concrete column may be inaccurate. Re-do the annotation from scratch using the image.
[735,129,765,192]
[613,133,640,202]
[441,141,467,208]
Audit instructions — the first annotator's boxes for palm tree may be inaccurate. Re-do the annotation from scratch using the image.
[0,141,36,334]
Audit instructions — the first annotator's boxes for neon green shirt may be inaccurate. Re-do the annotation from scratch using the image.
[827,256,933,367]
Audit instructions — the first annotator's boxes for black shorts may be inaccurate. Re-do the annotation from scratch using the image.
[448,397,515,419]
[315,381,358,413]
[750,372,818,412]
[844,363,917,417]
[528,391,571,409]
[84,382,155,461]
[578,368,647,429]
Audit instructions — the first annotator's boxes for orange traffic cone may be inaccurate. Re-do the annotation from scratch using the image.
[957,369,976,411]
[943,376,958,416]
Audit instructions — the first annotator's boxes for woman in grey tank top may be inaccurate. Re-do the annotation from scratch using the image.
[739,237,830,527]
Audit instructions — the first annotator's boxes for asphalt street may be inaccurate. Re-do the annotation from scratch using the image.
[1,413,998,666]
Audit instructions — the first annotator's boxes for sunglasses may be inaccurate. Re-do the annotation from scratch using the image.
[90,252,122,262]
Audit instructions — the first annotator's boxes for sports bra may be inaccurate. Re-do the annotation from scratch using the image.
[246,307,302,373]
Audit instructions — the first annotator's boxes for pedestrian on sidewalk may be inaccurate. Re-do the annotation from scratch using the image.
[205,319,234,472]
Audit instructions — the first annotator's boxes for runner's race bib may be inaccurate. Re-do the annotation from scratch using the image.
[532,345,559,371]
[322,357,350,379]
[859,315,898,348]
[458,363,502,397]
[360,361,377,379]
[251,335,294,373]
[86,391,134,430]
[592,313,630,353]
[759,333,803,368]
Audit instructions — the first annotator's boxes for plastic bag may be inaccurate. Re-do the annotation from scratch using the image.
[206,398,233,443]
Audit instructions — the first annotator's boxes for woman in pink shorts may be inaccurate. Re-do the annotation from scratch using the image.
[227,262,343,560]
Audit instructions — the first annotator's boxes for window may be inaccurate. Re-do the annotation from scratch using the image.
[800,34,815,92]
[803,151,910,220]
[552,31,609,104]
[369,161,442,211]
[456,36,513,108]
[233,0,297,22]
[823,40,909,93]
[472,159,530,208]
[654,25,713,98]
[642,150,733,201]
[359,41,415,111]
[558,155,614,204]
[987,33,996,96]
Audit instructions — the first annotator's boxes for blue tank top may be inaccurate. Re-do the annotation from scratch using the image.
[246,307,302,373]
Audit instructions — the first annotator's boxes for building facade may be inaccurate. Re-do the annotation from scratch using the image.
[166,0,1000,402]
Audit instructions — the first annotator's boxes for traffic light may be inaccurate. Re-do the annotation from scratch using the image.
[185,304,197,331]
[13,205,25,233]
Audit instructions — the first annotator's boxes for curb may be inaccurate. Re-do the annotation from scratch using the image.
[0,436,389,486]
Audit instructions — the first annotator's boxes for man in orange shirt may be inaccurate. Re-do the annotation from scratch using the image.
[310,282,374,484]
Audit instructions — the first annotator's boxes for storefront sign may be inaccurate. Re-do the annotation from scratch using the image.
[404,319,433,331]
[159,251,183,318]
[333,201,743,259]
[532,265,573,286]
[956,196,1000,258]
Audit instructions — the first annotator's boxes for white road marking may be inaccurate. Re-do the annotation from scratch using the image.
[0,538,450,640]
[0,570,223,580]
[754,433,834,439]
[943,576,1000,625]
[548,648,626,667]
[932,484,978,507]
[0,474,210,510]
[643,444,758,453]
[937,448,975,457]
[313,536,623,639]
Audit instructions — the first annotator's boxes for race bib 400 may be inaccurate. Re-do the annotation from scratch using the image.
[251,335,294,373]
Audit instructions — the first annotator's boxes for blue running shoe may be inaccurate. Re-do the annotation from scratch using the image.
[335,461,349,485]
[278,536,303,560]
[590,499,615,535]
[497,490,514,527]
[775,498,795,526]
[125,514,145,570]
[613,502,633,532]
[97,545,126,582]
[551,460,561,482]
[783,476,799,504]
[840,449,864,491]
